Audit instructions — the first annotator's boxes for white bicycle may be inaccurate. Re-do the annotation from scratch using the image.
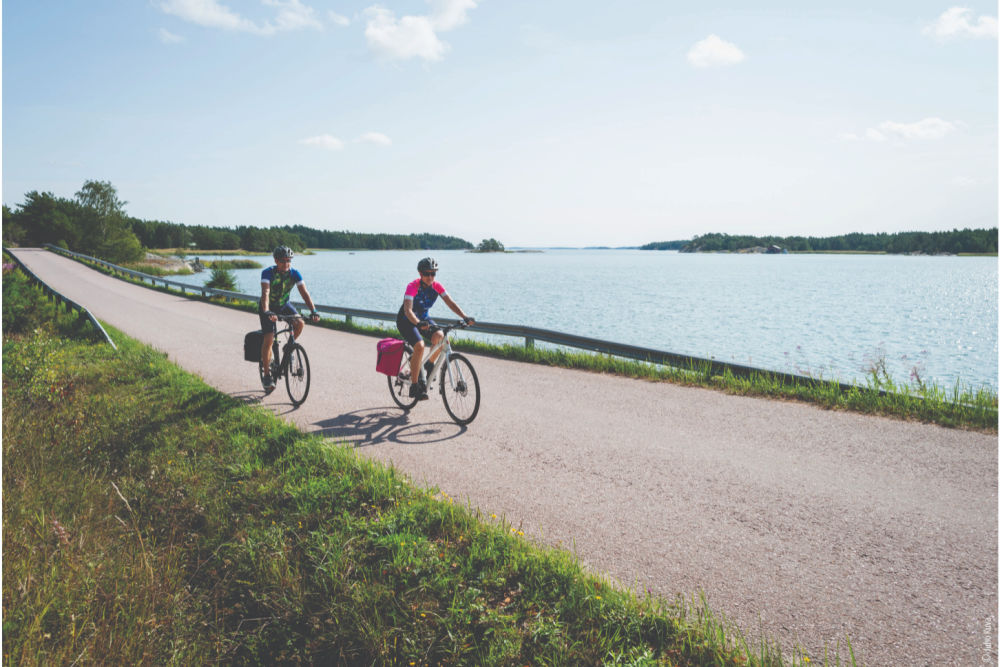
[388,321,481,425]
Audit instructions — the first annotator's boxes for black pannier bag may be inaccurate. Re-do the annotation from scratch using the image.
[244,330,264,362]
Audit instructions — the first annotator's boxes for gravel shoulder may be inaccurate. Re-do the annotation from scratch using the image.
[10,247,998,666]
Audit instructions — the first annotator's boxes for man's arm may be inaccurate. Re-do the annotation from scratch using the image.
[260,282,271,313]
[297,283,320,321]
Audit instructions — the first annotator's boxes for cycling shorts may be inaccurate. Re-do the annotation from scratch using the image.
[396,309,435,346]
[259,303,299,335]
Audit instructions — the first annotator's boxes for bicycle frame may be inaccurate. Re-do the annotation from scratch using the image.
[418,323,465,391]
[264,315,301,379]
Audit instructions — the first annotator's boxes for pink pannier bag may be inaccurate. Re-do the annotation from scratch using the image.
[376,338,406,376]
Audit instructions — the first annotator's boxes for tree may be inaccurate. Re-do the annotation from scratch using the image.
[13,191,80,248]
[73,180,144,263]
[2,205,27,245]
[205,267,237,291]
[477,238,505,252]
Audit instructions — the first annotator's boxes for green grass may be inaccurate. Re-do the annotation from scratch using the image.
[2,265,853,666]
[203,259,263,270]
[119,262,194,277]
[64,250,1000,432]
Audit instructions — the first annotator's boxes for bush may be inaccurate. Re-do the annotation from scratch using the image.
[205,267,237,291]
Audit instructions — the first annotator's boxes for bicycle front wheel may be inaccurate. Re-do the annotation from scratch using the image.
[284,343,311,406]
[388,344,419,410]
[440,353,480,425]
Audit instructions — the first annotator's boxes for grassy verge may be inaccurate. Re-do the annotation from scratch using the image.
[202,259,264,270]
[63,250,999,432]
[2,265,849,665]
[119,263,194,277]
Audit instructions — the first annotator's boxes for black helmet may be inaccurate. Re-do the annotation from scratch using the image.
[273,246,294,260]
[417,257,438,273]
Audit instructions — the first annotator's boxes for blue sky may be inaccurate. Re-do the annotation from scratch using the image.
[3,1,997,247]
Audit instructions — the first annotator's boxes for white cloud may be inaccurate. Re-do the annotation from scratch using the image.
[158,28,185,43]
[877,118,957,140]
[329,11,350,27]
[300,135,345,150]
[356,132,392,146]
[686,34,746,68]
[363,0,479,61]
[365,8,445,61]
[429,0,478,31]
[159,0,322,35]
[845,118,958,143]
[264,0,322,32]
[866,128,887,142]
[951,175,980,187]
[923,7,998,40]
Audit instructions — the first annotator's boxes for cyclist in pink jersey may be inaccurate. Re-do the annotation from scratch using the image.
[396,257,474,399]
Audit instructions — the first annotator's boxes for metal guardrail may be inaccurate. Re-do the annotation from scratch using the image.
[43,244,859,392]
[5,247,117,350]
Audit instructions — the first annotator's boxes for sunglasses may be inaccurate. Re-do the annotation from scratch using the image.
[421,271,437,277]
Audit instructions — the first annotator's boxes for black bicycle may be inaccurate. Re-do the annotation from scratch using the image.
[388,321,480,425]
[260,314,311,406]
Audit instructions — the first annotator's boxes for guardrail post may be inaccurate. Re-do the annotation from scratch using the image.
[346,315,353,325]
[526,336,534,349]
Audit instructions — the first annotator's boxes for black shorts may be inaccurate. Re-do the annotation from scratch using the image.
[259,304,298,334]
[396,309,435,346]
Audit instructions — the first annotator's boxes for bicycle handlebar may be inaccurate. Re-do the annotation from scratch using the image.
[267,312,317,322]
[427,320,473,335]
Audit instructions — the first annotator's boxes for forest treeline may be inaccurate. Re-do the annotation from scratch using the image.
[2,180,473,264]
[641,229,998,254]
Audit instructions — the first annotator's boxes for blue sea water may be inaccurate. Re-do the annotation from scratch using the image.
[178,249,998,391]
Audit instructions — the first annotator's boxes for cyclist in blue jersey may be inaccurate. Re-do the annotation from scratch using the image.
[396,257,474,399]
[260,246,320,393]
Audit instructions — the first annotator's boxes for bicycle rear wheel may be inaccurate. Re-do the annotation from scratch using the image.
[388,344,419,410]
[440,353,480,425]
[284,343,311,406]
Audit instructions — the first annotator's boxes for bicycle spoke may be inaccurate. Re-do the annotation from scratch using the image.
[441,353,480,425]
[285,344,310,406]
[387,345,419,410]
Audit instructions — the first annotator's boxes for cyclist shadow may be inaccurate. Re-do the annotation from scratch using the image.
[312,408,466,447]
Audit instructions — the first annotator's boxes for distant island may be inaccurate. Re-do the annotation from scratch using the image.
[641,229,997,255]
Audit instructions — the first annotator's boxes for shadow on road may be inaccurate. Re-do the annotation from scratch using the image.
[231,391,263,405]
[312,408,466,446]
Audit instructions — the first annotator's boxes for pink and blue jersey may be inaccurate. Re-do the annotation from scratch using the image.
[403,279,447,320]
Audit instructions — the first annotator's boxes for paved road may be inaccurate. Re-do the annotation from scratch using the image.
[11,248,998,666]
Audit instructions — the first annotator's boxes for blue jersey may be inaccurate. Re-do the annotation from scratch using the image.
[403,279,447,320]
[261,266,303,310]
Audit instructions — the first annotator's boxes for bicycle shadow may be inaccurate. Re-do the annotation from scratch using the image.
[232,390,303,411]
[231,390,263,405]
[312,407,466,447]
